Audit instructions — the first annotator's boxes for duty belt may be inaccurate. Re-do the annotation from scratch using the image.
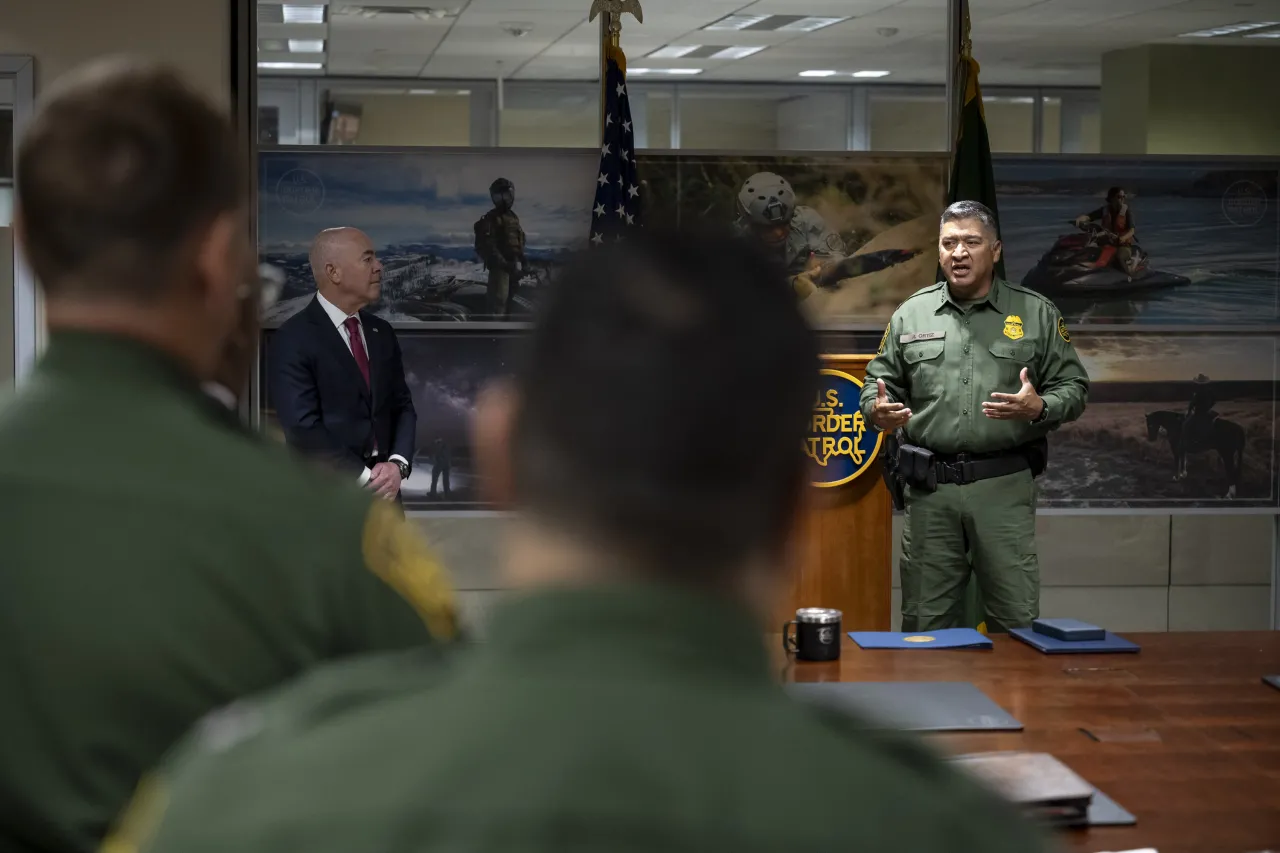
[931,450,1029,486]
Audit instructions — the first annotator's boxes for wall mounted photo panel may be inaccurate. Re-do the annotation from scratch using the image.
[258,148,598,326]
[995,157,1279,326]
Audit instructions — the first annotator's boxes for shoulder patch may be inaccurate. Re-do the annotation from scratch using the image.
[1057,316,1071,343]
[362,501,460,641]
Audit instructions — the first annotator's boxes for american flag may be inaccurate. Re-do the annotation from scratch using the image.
[590,45,641,246]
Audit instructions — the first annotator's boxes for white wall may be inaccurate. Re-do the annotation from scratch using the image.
[0,0,229,101]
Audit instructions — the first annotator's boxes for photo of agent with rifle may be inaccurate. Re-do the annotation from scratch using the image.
[862,200,1089,634]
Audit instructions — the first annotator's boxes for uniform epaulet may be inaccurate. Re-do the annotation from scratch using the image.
[1002,279,1056,308]
[904,281,946,302]
[185,646,457,760]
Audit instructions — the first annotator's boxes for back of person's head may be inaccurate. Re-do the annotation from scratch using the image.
[16,57,245,304]
[507,227,819,587]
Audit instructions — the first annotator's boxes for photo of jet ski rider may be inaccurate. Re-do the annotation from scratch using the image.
[1074,187,1137,276]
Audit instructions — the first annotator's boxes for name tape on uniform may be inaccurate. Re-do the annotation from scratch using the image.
[900,331,946,344]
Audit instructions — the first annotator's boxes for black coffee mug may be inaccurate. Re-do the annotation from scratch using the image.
[782,607,842,662]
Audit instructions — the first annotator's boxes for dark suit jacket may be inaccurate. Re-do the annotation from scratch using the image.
[270,296,417,475]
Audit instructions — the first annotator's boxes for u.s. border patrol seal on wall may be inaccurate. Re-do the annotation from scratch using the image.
[1222,181,1267,228]
[277,168,326,216]
[805,369,883,488]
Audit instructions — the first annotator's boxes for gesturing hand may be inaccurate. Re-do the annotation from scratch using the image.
[983,368,1045,421]
[870,379,912,431]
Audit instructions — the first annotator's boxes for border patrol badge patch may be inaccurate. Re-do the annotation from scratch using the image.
[1057,316,1071,343]
[877,322,889,355]
[1002,315,1024,340]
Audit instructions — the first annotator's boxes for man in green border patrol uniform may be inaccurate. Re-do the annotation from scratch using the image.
[108,227,1045,853]
[861,200,1089,633]
[0,59,459,853]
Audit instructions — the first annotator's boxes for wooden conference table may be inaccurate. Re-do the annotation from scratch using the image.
[777,632,1280,853]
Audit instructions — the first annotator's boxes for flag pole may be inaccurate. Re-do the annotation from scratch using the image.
[589,1,644,136]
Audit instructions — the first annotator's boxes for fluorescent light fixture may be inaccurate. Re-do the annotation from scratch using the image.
[288,39,325,53]
[628,67,704,75]
[1245,29,1280,37]
[648,45,701,58]
[709,45,765,60]
[704,14,771,31]
[777,16,847,32]
[258,61,323,70]
[1178,20,1277,36]
[799,69,837,77]
[455,89,471,95]
[281,4,326,24]
[409,89,438,95]
[851,69,890,78]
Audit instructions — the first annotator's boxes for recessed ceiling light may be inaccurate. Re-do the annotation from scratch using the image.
[288,39,326,53]
[258,61,324,70]
[648,45,701,58]
[1178,20,1277,36]
[628,67,704,75]
[409,88,438,95]
[799,69,837,77]
[709,46,766,60]
[777,16,847,32]
[704,14,771,31]
[281,4,326,24]
[455,89,471,95]
[851,69,890,78]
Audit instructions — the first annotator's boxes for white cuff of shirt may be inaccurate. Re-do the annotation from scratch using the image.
[388,454,409,469]
[358,467,372,487]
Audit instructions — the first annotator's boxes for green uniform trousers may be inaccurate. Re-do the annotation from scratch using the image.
[900,469,1039,633]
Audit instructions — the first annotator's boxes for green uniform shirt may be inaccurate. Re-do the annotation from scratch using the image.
[0,332,460,853]
[116,584,1046,853]
[860,278,1089,455]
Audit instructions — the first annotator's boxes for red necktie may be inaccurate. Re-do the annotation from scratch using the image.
[343,316,371,387]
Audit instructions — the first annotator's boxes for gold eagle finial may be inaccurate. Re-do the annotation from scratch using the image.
[589,0,644,44]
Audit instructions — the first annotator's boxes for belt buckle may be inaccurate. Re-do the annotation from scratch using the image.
[948,453,974,486]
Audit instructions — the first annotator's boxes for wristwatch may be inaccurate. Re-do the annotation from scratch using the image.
[1033,400,1049,424]
[393,459,411,480]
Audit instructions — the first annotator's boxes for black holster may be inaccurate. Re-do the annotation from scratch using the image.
[1025,437,1049,479]
[897,441,938,492]
[880,430,908,510]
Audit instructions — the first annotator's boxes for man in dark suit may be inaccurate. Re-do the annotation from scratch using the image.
[271,227,416,500]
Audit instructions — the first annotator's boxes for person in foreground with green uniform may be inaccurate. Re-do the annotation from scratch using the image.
[0,59,460,853]
[110,227,1045,853]
[861,200,1090,633]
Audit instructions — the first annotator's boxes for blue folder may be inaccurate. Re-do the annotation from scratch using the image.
[1264,675,1280,691]
[1010,627,1139,654]
[848,629,993,650]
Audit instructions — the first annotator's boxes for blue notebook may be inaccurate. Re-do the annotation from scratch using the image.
[848,629,993,650]
[1010,627,1139,654]
[1032,618,1105,642]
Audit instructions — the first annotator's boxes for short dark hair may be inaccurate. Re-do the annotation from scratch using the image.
[940,200,999,239]
[512,228,820,584]
[1107,186,1124,201]
[16,57,244,299]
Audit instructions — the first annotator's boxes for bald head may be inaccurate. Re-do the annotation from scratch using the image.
[310,227,382,313]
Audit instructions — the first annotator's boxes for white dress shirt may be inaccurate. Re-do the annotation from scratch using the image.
[315,292,409,487]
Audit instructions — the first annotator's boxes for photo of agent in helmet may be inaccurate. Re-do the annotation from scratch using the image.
[735,172,920,302]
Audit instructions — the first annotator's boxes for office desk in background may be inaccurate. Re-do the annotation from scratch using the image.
[777,632,1280,853]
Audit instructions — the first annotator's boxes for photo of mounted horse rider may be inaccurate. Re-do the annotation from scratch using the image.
[637,153,948,325]
[996,157,1278,326]
[1038,334,1276,508]
[257,149,597,325]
